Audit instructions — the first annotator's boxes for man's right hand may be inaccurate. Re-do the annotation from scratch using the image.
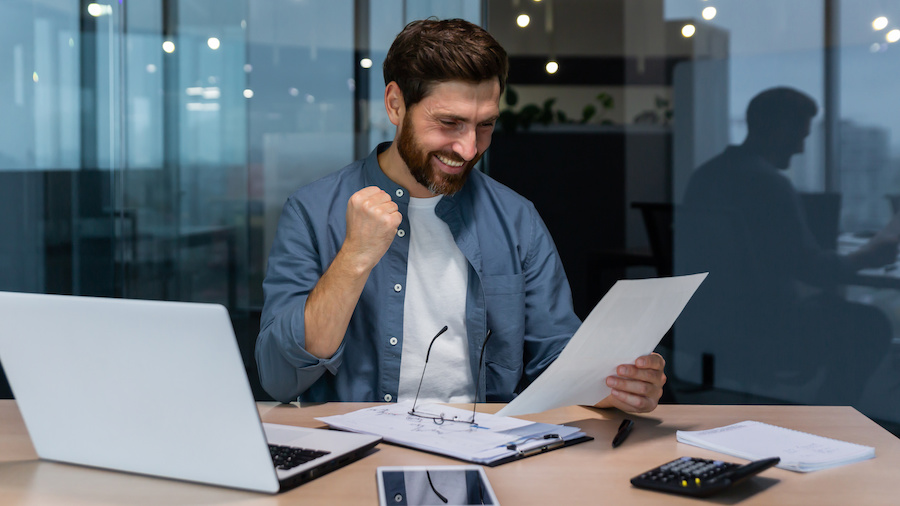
[342,186,403,273]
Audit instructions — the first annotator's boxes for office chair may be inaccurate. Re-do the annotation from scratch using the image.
[797,192,842,251]
[591,202,674,293]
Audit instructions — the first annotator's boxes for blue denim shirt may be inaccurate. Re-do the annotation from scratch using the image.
[256,143,581,403]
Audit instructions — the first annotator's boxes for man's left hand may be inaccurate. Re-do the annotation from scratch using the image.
[595,353,667,413]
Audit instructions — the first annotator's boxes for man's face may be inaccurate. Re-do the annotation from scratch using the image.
[396,80,501,195]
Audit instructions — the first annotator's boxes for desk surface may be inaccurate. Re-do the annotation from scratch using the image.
[838,233,900,289]
[1,400,898,505]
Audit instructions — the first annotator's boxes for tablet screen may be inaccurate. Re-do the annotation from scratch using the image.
[377,466,497,505]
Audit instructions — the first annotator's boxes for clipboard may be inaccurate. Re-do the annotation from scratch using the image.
[484,434,594,467]
[317,402,592,466]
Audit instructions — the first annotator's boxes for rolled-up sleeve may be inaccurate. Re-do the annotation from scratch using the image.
[256,198,344,402]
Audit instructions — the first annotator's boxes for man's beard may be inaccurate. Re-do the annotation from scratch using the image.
[396,113,481,195]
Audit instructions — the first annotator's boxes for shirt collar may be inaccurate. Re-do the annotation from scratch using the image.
[363,142,410,203]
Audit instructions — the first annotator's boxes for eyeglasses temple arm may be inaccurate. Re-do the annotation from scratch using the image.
[471,329,493,422]
[410,325,449,413]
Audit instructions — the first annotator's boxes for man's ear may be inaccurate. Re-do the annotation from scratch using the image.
[384,81,405,127]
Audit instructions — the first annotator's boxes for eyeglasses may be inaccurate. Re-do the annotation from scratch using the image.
[408,326,493,425]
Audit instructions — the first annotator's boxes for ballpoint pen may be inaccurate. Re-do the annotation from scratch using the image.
[612,419,634,448]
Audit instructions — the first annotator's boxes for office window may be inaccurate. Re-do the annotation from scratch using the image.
[0,0,482,400]
[659,0,900,429]
[4,0,895,434]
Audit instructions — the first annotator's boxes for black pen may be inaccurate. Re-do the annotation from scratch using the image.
[612,419,634,448]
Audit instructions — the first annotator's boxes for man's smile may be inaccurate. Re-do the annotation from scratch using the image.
[434,153,466,173]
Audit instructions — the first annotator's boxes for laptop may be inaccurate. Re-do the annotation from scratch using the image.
[0,291,381,494]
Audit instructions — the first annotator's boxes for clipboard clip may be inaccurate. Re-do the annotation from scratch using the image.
[517,438,564,457]
[505,434,564,457]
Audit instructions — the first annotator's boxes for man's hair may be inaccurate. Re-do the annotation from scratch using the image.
[383,18,509,108]
[746,87,818,135]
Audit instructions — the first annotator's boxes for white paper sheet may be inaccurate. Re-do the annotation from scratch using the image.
[676,420,875,472]
[496,273,707,417]
[317,401,584,464]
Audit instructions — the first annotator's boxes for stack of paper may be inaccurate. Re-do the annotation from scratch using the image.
[317,401,589,466]
[676,420,875,472]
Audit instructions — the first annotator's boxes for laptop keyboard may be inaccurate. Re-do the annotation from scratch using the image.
[268,444,331,470]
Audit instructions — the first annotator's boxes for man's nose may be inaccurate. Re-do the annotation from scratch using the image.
[454,128,478,161]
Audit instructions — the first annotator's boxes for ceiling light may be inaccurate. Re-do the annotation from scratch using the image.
[207,37,220,50]
[873,17,889,31]
[702,7,717,20]
[887,29,900,43]
[87,3,111,17]
[682,24,696,38]
[162,40,175,53]
[545,60,559,74]
[517,14,530,28]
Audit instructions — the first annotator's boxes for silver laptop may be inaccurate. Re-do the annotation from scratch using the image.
[0,291,380,494]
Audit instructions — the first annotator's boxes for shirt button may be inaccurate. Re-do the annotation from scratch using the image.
[397,229,405,237]
[389,337,398,346]
[384,393,393,402]
[394,283,402,292]
[395,188,404,198]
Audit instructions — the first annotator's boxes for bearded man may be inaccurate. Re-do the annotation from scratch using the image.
[256,19,667,410]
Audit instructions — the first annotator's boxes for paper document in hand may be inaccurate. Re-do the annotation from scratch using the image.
[496,273,707,417]
[676,420,875,472]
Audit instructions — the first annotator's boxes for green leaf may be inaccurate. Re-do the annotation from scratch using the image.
[505,86,519,107]
[581,104,597,123]
[596,92,614,109]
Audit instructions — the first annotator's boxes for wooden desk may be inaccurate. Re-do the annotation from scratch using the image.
[1,400,898,505]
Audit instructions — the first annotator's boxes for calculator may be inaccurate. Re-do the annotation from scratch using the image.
[630,456,780,497]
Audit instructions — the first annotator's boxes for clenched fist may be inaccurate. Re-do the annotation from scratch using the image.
[342,186,403,272]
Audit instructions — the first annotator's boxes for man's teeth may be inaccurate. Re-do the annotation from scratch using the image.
[436,154,464,167]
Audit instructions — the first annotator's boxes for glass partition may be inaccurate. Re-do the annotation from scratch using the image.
[0,0,481,400]
[660,1,899,428]
[3,0,896,433]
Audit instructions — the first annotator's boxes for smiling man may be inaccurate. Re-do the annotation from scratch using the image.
[256,19,667,411]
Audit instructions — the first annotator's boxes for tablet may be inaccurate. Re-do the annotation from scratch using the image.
[376,465,500,505]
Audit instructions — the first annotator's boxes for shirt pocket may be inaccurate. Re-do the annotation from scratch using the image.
[482,273,525,372]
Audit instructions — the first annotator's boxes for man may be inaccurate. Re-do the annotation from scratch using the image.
[256,19,666,411]
[682,87,897,404]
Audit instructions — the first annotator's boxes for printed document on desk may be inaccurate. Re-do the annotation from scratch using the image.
[496,273,707,417]
[317,401,589,466]
[676,420,876,472]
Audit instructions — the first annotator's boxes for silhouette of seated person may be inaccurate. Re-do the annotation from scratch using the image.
[681,87,898,405]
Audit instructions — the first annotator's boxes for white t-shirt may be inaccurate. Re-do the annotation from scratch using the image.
[397,195,474,404]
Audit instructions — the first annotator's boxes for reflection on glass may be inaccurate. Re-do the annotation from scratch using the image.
[679,88,895,408]
[380,469,494,505]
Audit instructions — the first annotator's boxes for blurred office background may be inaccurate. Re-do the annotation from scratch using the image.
[1,0,899,435]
